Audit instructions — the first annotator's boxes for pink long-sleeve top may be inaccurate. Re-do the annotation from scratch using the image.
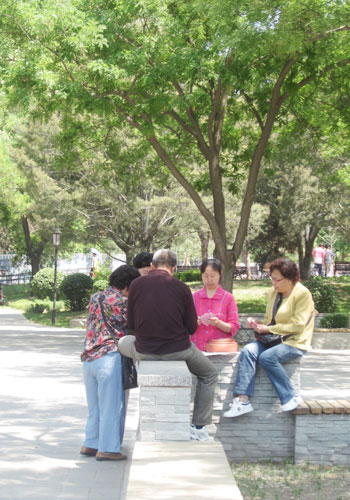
[190,285,240,351]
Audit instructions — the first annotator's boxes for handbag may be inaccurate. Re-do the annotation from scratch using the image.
[99,296,138,389]
[254,293,289,348]
[254,332,285,348]
[121,355,138,390]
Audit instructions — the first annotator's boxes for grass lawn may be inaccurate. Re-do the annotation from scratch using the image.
[1,277,349,327]
[1,283,86,328]
[232,460,350,500]
[232,279,271,313]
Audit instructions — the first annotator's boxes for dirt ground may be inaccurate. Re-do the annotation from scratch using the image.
[232,461,350,500]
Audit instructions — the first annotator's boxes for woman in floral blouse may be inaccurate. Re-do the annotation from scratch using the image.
[80,264,140,461]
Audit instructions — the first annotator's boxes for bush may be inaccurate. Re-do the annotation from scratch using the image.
[61,273,93,311]
[174,269,201,282]
[31,268,66,300]
[320,313,349,329]
[93,279,108,292]
[304,276,339,313]
[28,299,52,314]
[92,265,112,282]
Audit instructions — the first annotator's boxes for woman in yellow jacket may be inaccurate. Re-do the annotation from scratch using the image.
[224,258,314,418]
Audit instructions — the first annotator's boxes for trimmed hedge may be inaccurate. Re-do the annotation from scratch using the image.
[61,273,93,311]
[174,269,201,282]
[320,313,349,329]
[31,268,66,300]
[304,276,339,313]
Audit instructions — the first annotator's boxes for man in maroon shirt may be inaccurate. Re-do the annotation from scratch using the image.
[118,249,218,441]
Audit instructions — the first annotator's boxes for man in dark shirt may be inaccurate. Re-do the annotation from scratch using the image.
[118,249,218,441]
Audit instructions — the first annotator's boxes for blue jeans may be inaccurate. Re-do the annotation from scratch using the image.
[234,341,305,405]
[83,351,125,452]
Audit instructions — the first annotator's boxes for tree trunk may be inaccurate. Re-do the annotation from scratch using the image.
[30,253,42,276]
[298,225,319,280]
[197,230,210,261]
[241,247,251,279]
[21,216,45,276]
[215,248,235,292]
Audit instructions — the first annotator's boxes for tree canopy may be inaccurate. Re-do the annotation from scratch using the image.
[1,0,350,287]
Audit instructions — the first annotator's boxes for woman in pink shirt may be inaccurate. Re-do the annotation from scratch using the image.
[190,258,240,351]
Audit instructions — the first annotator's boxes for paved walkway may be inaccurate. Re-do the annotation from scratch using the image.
[0,307,349,500]
[300,349,350,400]
[0,307,139,500]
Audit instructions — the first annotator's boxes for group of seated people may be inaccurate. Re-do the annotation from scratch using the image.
[79,249,315,461]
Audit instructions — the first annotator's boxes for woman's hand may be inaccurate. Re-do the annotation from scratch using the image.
[246,317,257,328]
[207,316,232,333]
[253,323,270,334]
[207,316,220,327]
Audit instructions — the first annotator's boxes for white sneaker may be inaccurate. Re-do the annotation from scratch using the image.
[223,397,254,418]
[282,394,303,412]
[190,424,213,441]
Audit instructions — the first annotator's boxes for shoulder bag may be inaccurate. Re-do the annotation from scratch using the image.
[254,293,289,348]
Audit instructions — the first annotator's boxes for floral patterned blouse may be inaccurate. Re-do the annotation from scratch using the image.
[81,286,128,362]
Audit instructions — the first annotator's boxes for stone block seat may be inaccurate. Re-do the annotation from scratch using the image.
[292,399,350,464]
[137,360,192,441]
[128,360,244,500]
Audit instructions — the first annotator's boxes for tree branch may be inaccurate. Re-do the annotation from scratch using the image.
[280,58,350,104]
[171,81,211,160]
[242,91,264,131]
[233,56,296,259]
[310,25,350,42]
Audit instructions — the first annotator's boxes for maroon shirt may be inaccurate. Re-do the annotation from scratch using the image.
[127,269,198,354]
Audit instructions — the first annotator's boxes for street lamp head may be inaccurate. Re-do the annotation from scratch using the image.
[52,228,61,247]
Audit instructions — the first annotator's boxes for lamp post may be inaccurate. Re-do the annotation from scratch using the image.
[52,228,61,325]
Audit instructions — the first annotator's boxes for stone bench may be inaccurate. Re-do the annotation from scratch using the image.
[136,355,350,466]
[292,399,350,465]
[203,353,300,462]
[131,360,244,500]
[137,360,192,441]
[126,441,243,500]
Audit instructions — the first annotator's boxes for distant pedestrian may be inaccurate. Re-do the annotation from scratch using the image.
[80,265,140,461]
[324,245,335,277]
[89,249,102,277]
[313,243,325,276]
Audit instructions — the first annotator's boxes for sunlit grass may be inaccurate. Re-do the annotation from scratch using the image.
[2,277,349,328]
[1,284,86,328]
[232,461,350,500]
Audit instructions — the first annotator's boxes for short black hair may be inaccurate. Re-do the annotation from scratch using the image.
[200,258,222,276]
[109,265,140,289]
[133,252,153,269]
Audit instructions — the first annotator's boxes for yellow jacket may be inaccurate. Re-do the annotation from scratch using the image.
[264,282,315,351]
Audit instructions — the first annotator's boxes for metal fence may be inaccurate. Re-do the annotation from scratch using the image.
[0,273,32,285]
